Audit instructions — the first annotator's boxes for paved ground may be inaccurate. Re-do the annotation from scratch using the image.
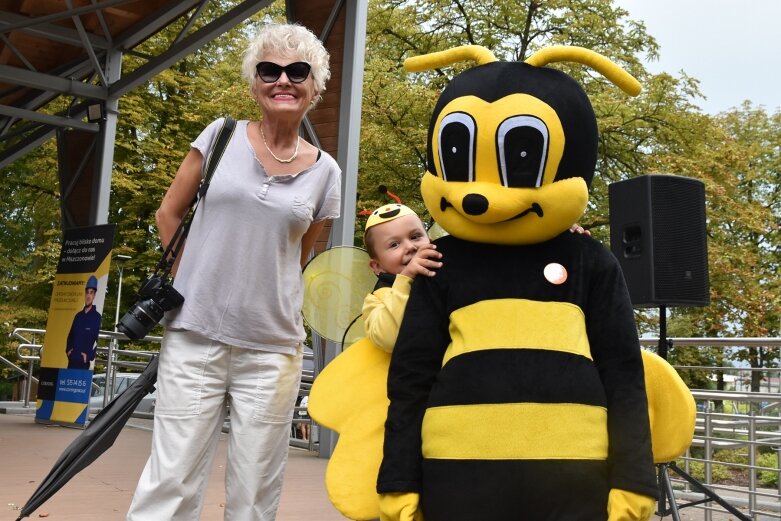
[0,404,766,521]
[0,411,345,521]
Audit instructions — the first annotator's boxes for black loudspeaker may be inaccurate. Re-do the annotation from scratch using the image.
[609,174,710,308]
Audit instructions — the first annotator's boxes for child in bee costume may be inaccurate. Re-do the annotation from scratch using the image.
[374,46,660,521]
[308,204,440,520]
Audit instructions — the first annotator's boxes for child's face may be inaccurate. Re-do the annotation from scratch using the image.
[369,214,430,275]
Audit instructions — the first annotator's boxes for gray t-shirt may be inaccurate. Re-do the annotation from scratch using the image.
[163,118,342,354]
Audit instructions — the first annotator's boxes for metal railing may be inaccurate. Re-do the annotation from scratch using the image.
[640,337,781,521]
[7,327,161,409]
[6,327,316,447]
[6,329,781,517]
[3,327,45,408]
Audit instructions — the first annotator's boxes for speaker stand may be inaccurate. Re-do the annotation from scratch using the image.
[655,307,750,521]
[657,462,751,521]
[658,306,671,359]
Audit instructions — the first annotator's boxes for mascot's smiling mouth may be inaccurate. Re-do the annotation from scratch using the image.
[509,203,544,221]
[439,197,543,221]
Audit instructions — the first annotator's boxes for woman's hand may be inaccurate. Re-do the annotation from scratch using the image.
[569,223,591,235]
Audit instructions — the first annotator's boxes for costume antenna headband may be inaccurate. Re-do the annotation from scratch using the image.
[404,45,498,72]
[404,44,640,97]
[525,46,641,96]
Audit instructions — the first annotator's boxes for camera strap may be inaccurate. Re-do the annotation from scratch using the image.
[157,117,237,278]
[196,116,237,205]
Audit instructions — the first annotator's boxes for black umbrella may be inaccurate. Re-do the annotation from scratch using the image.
[16,356,158,520]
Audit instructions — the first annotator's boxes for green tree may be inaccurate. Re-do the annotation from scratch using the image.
[632,103,780,390]
[1,0,778,393]
[0,138,62,377]
[358,0,779,388]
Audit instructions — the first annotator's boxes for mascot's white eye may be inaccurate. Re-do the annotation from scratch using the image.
[497,115,548,188]
[438,112,475,182]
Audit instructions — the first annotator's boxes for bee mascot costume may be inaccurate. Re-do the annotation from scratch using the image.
[310,44,697,521]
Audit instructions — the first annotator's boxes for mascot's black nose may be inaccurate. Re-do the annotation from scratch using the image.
[462,193,489,215]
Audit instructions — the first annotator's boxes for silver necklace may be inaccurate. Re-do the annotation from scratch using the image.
[260,124,300,163]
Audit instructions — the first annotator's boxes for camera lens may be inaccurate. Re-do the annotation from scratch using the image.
[117,299,164,340]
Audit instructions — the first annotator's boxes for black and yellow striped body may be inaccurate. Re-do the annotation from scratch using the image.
[378,233,657,521]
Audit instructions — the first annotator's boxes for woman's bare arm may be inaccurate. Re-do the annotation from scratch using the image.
[300,219,328,268]
[155,148,204,272]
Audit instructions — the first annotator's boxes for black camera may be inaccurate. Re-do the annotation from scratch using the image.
[116,275,184,340]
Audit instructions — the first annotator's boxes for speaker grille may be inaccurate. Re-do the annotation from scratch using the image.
[651,179,709,303]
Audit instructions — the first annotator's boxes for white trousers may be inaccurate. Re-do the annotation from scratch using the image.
[127,329,303,521]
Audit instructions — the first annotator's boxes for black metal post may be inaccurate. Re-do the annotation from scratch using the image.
[658,306,668,359]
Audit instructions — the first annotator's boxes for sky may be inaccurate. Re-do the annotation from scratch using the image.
[615,0,780,115]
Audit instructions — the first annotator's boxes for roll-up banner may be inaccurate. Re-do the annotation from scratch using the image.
[36,224,116,427]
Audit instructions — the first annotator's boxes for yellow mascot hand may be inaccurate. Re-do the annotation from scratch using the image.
[607,488,656,521]
[379,492,424,521]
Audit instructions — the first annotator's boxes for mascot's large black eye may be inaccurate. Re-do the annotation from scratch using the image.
[438,112,475,182]
[497,116,548,188]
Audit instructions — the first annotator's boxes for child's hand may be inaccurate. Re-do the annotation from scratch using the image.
[401,243,442,279]
[569,223,591,236]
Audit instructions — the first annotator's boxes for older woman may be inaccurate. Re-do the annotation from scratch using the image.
[127,23,341,521]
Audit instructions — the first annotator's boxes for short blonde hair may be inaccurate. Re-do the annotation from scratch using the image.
[242,23,331,95]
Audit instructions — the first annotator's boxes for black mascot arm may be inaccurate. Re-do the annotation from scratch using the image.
[378,275,449,493]
[587,246,659,499]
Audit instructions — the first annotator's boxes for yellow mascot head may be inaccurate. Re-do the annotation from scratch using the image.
[405,45,640,245]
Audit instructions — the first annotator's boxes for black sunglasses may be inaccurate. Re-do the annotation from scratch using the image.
[255,61,312,83]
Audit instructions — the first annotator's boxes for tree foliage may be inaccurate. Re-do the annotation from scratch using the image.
[358,0,780,387]
[0,0,778,388]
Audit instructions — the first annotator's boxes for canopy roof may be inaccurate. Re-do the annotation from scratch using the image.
[0,0,276,168]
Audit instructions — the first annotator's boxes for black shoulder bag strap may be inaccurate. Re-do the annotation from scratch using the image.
[155,117,237,279]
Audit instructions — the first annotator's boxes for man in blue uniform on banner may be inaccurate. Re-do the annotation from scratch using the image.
[65,275,102,370]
